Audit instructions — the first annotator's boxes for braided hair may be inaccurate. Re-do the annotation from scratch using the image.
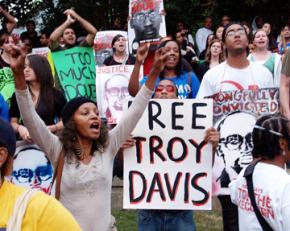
[252,114,290,159]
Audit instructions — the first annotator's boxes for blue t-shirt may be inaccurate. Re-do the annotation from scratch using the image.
[140,71,200,99]
[0,94,9,121]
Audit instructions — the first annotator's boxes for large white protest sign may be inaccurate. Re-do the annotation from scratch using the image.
[94,30,128,66]
[124,99,213,210]
[128,0,167,54]
[209,88,279,195]
[96,65,143,124]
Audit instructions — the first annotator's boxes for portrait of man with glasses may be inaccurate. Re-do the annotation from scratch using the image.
[215,112,256,188]
[129,0,166,53]
[11,144,53,194]
[103,74,131,124]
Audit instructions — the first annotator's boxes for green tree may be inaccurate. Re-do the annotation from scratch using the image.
[0,0,42,26]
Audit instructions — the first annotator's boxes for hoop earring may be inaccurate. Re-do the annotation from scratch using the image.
[74,144,83,160]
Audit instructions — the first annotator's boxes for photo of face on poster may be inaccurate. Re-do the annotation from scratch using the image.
[213,112,256,192]
[11,144,53,194]
[209,88,279,195]
[104,74,129,122]
[128,0,166,54]
[96,65,143,124]
[94,31,128,66]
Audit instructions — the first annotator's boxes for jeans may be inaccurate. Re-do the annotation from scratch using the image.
[138,209,196,231]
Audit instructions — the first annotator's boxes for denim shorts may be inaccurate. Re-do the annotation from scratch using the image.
[138,209,196,231]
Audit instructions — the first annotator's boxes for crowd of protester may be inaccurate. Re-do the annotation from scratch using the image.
[0,3,290,231]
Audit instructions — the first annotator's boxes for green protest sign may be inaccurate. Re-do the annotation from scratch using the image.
[0,67,14,106]
[52,47,96,101]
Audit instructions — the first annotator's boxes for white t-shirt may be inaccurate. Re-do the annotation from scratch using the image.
[229,163,290,231]
[195,27,213,53]
[197,61,274,98]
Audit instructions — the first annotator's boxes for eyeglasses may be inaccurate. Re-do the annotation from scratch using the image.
[12,165,53,184]
[225,28,246,38]
[220,133,253,151]
[106,87,129,97]
[133,11,159,23]
[155,85,176,93]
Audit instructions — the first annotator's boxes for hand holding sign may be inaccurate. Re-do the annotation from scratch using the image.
[121,135,136,149]
[204,127,220,154]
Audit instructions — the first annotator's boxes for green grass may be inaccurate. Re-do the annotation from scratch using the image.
[112,210,223,231]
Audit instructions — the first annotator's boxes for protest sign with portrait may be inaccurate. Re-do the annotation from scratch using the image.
[209,88,279,195]
[123,99,213,210]
[94,30,128,66]
[128,0,167,54]
[51,46,96,101]
[96,65,143,124]
[10,143,54,195]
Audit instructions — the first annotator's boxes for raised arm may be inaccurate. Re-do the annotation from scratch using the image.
[0,6,17,33]
[10,46,62,163]
[49,13,75,50]
[128,43,149,96]
[109,48,169,156]
[64,9,97,46]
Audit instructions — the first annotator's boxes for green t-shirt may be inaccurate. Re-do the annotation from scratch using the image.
[282,48,290,76]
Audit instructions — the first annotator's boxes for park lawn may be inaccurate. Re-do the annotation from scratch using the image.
[112,210,223,231]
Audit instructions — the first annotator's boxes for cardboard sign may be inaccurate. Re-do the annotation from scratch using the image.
[209,88,279,195]
[94,30,128,66]
[51,47,96,101]
[32,47,50,58]
[128,0,167,54]
[96,65,143,124]
[124,99,213,210]
[0,67,14,106]
[11,144,54,194]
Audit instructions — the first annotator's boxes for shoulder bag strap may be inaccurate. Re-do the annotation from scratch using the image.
[243,161,274,231]
[51,148,65,200]
[7,189,38,231]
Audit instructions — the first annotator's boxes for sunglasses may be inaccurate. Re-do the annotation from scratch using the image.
[155,85,176,93]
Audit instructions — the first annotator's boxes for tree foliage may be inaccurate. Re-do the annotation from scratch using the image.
[0,0,42,26]
[2,0,290,35]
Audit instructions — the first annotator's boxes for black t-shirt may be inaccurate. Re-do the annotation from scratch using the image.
[103,55,136,66]
[196,62,210,82]
[0,54,10,68]
[9,89,67,125]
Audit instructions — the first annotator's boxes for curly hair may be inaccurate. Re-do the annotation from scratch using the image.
[58,118,109,162]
